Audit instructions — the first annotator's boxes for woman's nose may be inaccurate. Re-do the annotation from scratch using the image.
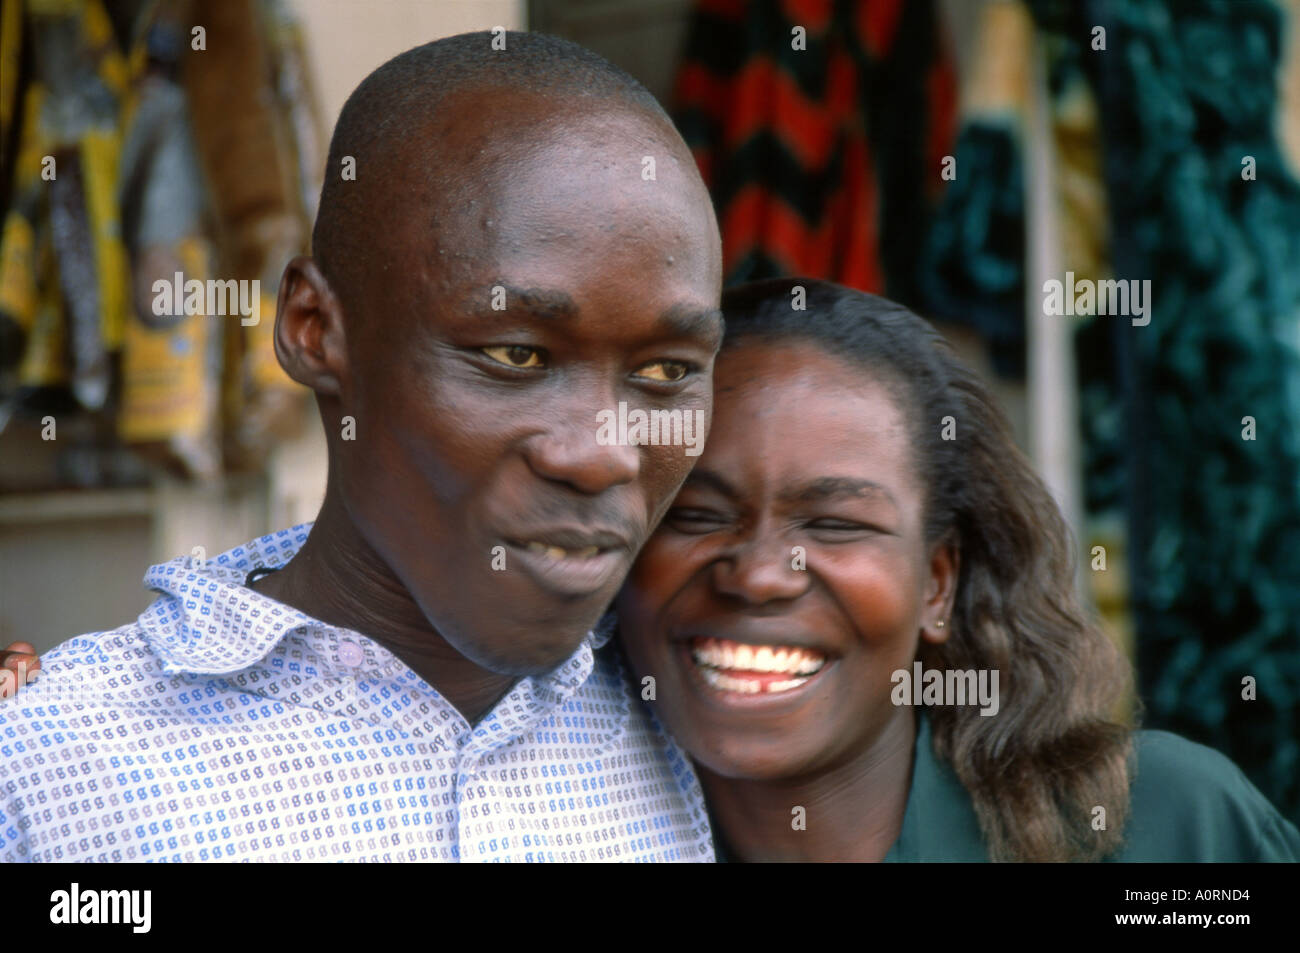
[710,537,811,606]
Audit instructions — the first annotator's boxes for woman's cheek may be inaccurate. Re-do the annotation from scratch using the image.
[630,533,712,590]
[625,545,681,600]
[823,549,920,645]
[617,544,692,657]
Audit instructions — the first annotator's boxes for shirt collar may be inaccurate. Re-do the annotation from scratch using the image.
[883,710,990,862]
[138,523,321,675]
[589,607,617,650]
[137,523,616,682]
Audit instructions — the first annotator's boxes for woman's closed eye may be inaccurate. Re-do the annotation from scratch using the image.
[664,507,732,533]
[803,518,889,541]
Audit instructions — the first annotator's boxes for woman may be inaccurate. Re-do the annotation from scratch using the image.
[612,277,1300,861]
[5,278,1298,861]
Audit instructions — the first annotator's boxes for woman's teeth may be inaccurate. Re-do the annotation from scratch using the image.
[690,637,826,695]
[691,638,825,674]
[698,670,811,694]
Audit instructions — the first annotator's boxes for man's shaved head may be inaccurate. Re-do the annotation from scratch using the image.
[269,29,721,710]
[313,30,678,318]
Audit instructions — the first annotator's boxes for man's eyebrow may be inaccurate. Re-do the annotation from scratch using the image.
[778,477,899,508]
[466,286,723,340]
[657,303,725,342]
[467,286,578,321]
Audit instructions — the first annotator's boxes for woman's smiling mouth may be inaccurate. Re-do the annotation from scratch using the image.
[685,636,830,696]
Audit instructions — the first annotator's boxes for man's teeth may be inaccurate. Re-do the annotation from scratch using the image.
[524,541,600,559]
[691,639,826,675]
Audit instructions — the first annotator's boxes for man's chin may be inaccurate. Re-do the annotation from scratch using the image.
[452,624,597,677]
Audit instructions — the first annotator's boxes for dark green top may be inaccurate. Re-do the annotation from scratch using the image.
[711,711,1300,862]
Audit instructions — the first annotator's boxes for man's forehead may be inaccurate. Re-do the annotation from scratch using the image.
[344,93,717,323]
[372,106,682,252]
[415,85,672,172]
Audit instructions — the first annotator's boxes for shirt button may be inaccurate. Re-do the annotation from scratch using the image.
[337,640,364,668]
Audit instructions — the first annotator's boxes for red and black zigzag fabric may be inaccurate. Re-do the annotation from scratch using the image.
[672,0,955,300]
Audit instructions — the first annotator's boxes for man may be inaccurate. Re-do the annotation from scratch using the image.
[0,30,724,861]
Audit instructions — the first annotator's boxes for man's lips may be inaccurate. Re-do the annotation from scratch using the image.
[502,528,631,599]
[504,528,629,557]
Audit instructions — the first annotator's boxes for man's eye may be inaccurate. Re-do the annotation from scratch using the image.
[482,345,544,368]
[634,360,691,382]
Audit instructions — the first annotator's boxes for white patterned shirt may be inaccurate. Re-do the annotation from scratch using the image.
[0,524,713,862]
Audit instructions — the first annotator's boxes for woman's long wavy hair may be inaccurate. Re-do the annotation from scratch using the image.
[721,278,1136,862]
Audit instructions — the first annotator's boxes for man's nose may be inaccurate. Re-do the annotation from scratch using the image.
[523,410,640,495]
[710,536,811,606]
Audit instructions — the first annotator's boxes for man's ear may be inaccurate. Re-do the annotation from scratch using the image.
[920,531,960,645]
[274,256,347,396]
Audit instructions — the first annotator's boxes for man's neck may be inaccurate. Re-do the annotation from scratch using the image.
[698,709,917,862]
[248,486,517,724]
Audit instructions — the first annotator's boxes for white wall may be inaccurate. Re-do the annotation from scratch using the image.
[295,0,526,125]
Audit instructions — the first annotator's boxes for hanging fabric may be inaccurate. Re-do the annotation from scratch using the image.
[672,0,955,302]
